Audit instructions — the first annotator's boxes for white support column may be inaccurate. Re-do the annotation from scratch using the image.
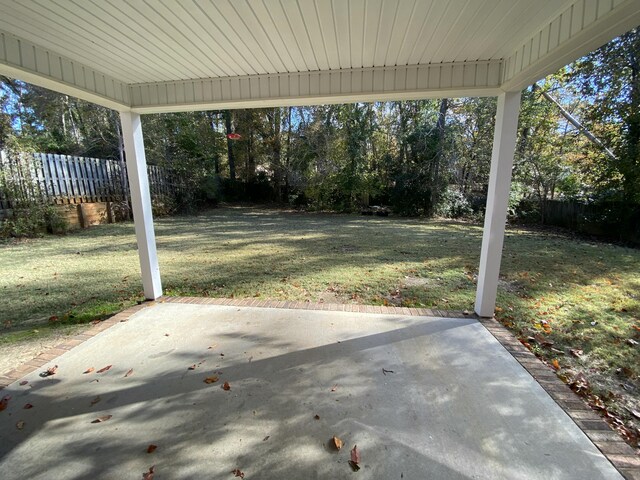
[475,91,521,317]
[120,111,162,300]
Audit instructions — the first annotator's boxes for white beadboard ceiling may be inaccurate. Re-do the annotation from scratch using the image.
[0,0,639,112]
[0,0,569,83]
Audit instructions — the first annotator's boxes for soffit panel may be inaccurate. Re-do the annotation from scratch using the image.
[0,0,574,84]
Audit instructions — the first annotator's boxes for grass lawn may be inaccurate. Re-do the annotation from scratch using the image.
[1,206,639,440]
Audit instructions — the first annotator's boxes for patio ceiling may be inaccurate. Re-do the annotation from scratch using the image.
[1,0,639,113]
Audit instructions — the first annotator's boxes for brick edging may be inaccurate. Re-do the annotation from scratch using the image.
[0,301,157,390]
[158,295,472,319]
[1,296,637,478]
[477,316,640,480]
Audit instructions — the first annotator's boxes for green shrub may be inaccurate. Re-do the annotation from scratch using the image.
[1,203,67,238]
[434,187,473,218]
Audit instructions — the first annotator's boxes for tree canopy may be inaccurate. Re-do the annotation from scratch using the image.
[1,27,639,221]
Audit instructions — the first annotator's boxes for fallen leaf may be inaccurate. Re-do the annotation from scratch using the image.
[90,396,101,406]
[188,364,197,370]
[332,436,344,450]
[142,466,155,480]
[382,368,394,375]
[569,372,590,393]
[222,381,231,391]
[533,334,554,347]
[23,403,33,409]
[19,380,28,386]
[551,359,560,370]
[124,368,134,378]
[42,365,58,376]
[263,435,270,441]
[97,365,112,373]
[351,444,361,464]
[16,420,25,430]
[314,414,320,420]
[330,384,338,392]
[91,415,112,423]
[147,444,158,453]
[231,468,245,478]
[569,349,583,358]
[632,325,640,332]
[48,315,59,323]
[83,367,95,374]
[204,376,219,384]
[348,460,361,472]
[164,333,170,337]
[0,395,10,411]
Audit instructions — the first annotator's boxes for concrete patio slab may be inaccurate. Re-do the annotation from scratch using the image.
[0,304,622,479]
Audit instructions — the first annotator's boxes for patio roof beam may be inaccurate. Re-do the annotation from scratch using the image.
[0,30,130,111]
[128,62,503,114]
[120,111,162,300]
[475,91,522,318]
[501,0,640,91]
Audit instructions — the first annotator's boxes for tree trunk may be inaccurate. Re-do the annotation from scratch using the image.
[247,123,255,182]
[534,83,617,161]
[624,31,640,202]
[112,110,132,219]
[272,108,282,200]
[224,110,236,181]
[431,98,448,212]
[285,107,292,198]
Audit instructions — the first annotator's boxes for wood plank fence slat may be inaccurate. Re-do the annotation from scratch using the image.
[48,154,60,202]
[34,153,47,201]
[84,158,95,202]
[53,154,65,202]
[65,155,78,203]
[1,150,177,213]
[72,156,84,202]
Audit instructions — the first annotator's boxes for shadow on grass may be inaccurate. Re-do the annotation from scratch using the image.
[2,207,638,349]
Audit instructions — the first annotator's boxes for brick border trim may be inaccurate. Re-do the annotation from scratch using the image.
[0,302,156,390]
[1,296,637,478]
[159,296,472,318]
[477,316,640,480]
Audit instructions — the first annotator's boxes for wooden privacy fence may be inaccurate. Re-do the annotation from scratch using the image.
[0,151,177,210]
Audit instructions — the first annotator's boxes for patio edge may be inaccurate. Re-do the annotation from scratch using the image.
[476,316,640,480]
[1,296,638,479]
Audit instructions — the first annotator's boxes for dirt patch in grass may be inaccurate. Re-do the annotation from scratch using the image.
[1,207,638,445]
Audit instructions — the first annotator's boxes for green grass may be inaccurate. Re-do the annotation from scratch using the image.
[1,206,639,423]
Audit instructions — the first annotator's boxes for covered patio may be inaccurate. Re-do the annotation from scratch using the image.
[0,299,627,479]
[1,0,640,478]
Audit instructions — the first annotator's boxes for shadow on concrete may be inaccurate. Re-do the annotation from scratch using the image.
[0,304,621,479]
